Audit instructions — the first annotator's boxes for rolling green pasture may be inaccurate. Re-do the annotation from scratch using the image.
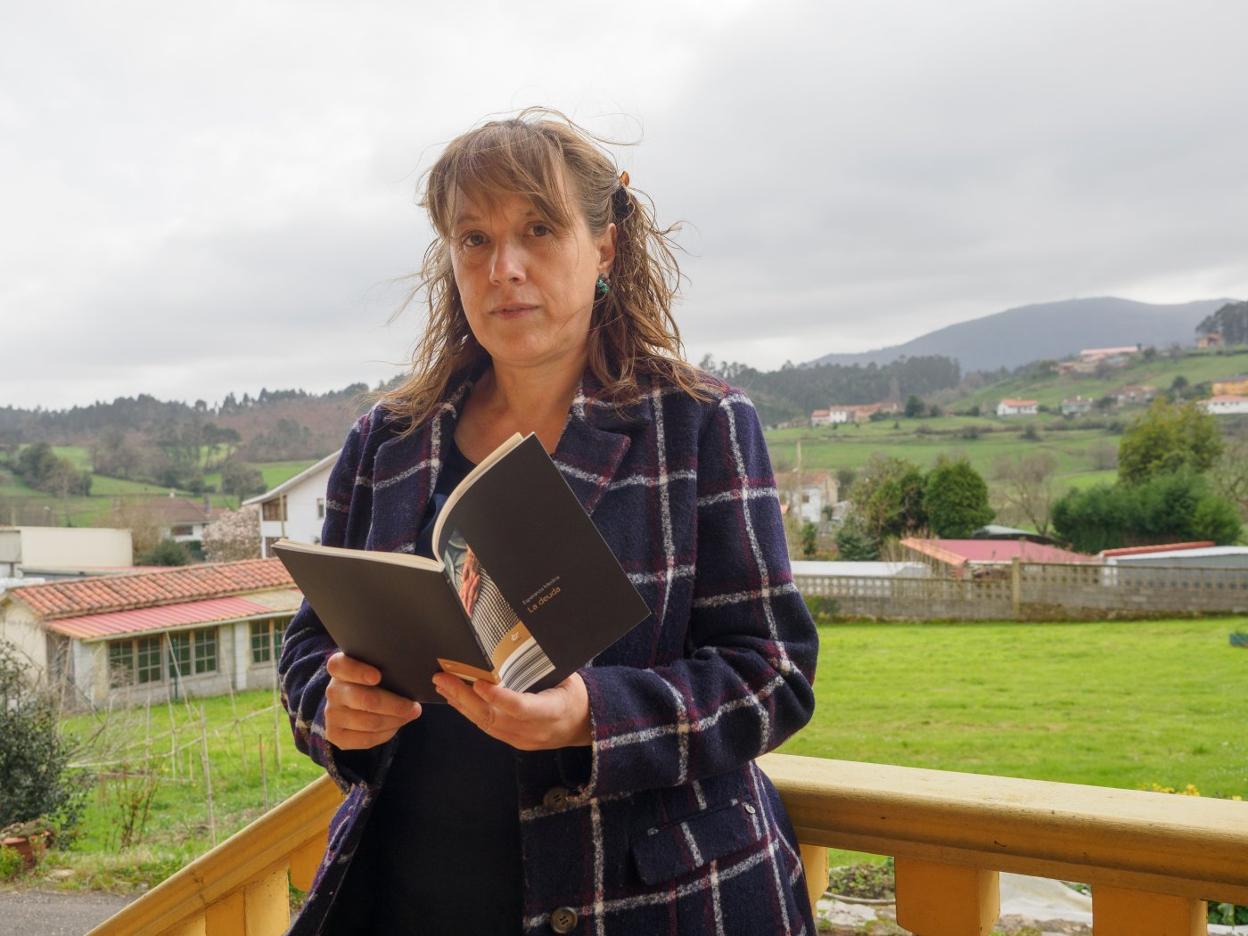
[764,420,1120,494]
[18,615,1244,892]
[1,451,317,528]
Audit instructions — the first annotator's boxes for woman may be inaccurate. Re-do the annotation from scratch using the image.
[279,110,820,935]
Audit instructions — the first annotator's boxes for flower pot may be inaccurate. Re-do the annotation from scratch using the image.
[1,832,47,871]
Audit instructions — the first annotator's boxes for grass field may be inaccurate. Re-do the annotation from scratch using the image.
[1,455,317,528]
[764,418,1121,495]
[17,614,1244,892]
[50,689,322,889]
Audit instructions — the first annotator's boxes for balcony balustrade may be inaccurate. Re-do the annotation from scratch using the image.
[88,752,1248,936]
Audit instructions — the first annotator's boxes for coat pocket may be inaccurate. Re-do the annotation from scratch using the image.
[631,797,762,886]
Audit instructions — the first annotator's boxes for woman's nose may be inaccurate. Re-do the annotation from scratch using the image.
[489,240,526,284]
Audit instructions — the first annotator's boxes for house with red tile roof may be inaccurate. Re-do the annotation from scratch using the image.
[0,559,300,707]
[900,537,1097,577]
[996,398,1039,417]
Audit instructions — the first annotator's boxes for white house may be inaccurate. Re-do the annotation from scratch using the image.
[997,398,1039,417]
[0,559,300,707]
[244,452,339,558]
[1061,396,1094,416]
[777,471,838,526]
[1200,395,1248,416]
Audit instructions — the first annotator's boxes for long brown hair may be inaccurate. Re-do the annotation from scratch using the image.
[379,108,712,430]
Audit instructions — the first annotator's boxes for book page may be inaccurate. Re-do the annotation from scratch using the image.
[439,522,555,692]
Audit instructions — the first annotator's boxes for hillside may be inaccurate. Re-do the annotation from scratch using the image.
[945,345,1248,412]
[807,297,1235,373]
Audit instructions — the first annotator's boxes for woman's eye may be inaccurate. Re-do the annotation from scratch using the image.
[529,222,553,237]
[459,232,486,248]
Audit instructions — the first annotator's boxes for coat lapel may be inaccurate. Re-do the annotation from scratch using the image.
[554,370,652,517]
[368,363,652,547]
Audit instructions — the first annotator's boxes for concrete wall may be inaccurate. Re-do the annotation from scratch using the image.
[0,603,47,671]
[16,526,133,572]
[797,561,1248,620]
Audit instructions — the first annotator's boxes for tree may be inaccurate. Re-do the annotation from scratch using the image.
[904,395,924,418]
[0,643,85,834]
[220,458,265,500]
[923,456,994,537]
[992,452,1059,536]
[800,521,818,558]
[1196,300,1248,346]
[849,455,928,541]
[1117,399,1223,485]
[1210,437,1248,521]
[1051,469,1241,553]
[835,516,880,560]
[203,506,261,562]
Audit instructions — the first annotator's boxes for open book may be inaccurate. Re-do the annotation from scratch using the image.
[273,433,651,703]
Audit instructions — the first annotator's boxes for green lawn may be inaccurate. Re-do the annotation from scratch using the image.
[781,617,1247,796]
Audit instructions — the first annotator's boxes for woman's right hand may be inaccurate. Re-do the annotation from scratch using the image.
[324,652,422,750]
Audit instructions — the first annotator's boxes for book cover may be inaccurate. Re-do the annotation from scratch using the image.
[274,434,651,704]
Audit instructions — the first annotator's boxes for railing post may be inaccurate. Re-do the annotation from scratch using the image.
[894,857,1000,936]
[1092,884,1207,936]
[242,862,291,936]
[799,843,828,913]
[204,892,244,935]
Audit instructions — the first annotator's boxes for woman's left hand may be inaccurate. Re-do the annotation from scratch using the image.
[431,671,591,750]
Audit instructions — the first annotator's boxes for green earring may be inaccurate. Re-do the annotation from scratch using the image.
[595,275,610,298]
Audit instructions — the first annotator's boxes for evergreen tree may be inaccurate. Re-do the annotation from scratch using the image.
[923,457,994,537]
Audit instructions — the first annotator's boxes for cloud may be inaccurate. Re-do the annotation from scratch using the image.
[2,0,1246,408]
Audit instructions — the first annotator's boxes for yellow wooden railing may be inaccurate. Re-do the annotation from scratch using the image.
[89,753,1248,936]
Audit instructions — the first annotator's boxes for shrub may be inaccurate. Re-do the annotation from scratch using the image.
[0,644,87,839]
[137,538,193,566]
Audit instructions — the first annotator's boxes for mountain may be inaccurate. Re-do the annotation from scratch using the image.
[807,297,1237,373]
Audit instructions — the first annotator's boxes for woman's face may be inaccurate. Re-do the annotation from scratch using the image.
[448,182,615,373]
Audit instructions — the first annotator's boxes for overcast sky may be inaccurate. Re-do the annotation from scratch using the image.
[3,0,1246,411]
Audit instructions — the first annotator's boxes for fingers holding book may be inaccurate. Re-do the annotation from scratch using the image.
[325,651,423,750]
[431,670,591,751]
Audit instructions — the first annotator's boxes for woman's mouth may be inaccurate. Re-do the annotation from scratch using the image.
[492,304,537,320]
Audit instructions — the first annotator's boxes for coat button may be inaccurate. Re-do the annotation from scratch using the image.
[550,906,578,933]
[543,786,570,810]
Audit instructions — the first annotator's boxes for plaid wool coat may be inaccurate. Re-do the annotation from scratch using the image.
[279,364,820,935]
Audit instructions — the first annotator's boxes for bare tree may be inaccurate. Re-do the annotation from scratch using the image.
[992,452,1060,536]
[1210,437,1248,521]
[203,506,261,562]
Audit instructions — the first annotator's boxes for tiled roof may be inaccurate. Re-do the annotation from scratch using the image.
[1100,541,1215,558]
[45,595,289,640]
[137,497,219,524]
[901,538,1096,565]
[5,559,293,621]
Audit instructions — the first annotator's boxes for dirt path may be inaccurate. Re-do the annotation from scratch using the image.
[0,888,135,935]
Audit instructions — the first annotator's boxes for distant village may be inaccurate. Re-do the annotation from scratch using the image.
[809,344,1248,427]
